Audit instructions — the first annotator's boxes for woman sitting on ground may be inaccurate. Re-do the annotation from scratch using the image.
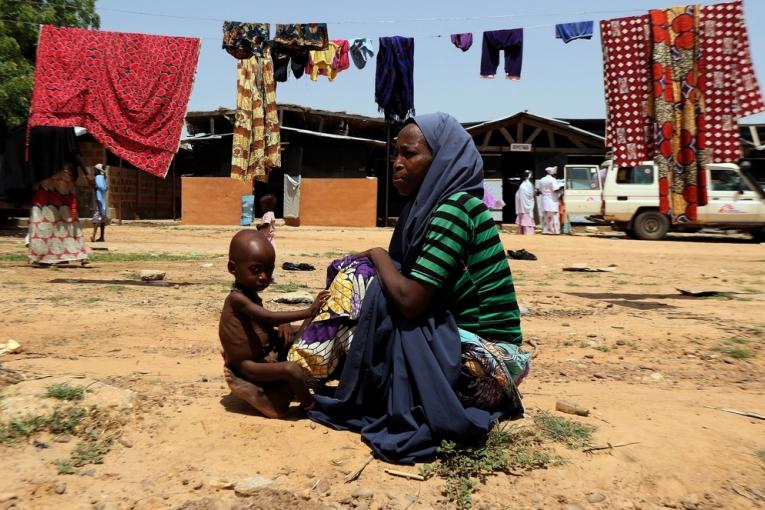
[290,113,530,463]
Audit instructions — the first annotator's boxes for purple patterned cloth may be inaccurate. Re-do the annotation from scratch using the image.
[300,256,376,343]
[450,33,473,52]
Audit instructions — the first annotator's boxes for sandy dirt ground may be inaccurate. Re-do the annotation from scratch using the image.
[0,223,763,510]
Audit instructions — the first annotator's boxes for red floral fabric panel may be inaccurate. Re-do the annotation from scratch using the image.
[600,16,653,167]
[650,6,708,222]
[29,25,200,178]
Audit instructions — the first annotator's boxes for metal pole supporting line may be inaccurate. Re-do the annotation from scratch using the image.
[384,119,392,227]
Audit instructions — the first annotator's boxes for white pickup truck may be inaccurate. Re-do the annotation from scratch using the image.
[563,161,765,242]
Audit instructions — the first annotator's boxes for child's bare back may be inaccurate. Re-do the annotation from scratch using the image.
[219,229,328,419]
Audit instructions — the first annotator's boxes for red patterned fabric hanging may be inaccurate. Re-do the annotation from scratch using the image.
[699,0,765,163]
[650,6,708,223]
[29,25,200,178]
[600,16,653,167]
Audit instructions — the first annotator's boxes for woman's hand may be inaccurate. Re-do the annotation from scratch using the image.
[357,247,388,265]
[309,289,330,315]
[358,247,436,321]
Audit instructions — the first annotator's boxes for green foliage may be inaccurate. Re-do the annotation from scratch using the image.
[54,459,76,475]
[0,406,85,444]
[421,424,560,509]
[532,411,595,450]
[90,251,211,262]
[0,0,100,135]
[69,438,112,466]
[46,383,85,401]
[0,252,26,261]
[714,337,755,359]
[270,282,308,293]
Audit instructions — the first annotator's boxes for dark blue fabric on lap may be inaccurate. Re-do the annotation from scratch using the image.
[309,278,497,464]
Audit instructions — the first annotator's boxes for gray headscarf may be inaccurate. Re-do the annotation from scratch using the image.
[389,112,484,272]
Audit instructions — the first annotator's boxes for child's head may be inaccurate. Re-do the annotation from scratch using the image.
[227,229,275,292]
[260,194,277,213]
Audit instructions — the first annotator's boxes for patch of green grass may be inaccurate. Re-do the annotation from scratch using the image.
[421,423,561,509]
[47,295,67,303]
[88,252,219,263]
[270,282,308,293]
[591,344,611,352]
[714,345,754,359]
[81,297,101,304]
[106,285,127,292]
[713,337,755,359]
[0,252,27,261]
[53,438,113,475]
[71,438,112,466]
[0,407,85,445]
[757,449,765,464]
[532,411,596,450]
[2,280,26,287]
[46,383,85,401]
[54,459,76,475]
[125,271,141,280]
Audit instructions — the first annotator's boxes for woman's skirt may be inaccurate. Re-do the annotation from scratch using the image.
[28,166,88,264]
[289,323,530,413]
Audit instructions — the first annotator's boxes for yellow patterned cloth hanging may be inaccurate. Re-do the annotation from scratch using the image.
[231,47,280,182]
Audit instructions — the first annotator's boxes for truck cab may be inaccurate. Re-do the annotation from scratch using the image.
[592,160,765,241]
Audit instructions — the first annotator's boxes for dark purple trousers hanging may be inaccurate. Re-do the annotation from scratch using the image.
[480,29,523,78]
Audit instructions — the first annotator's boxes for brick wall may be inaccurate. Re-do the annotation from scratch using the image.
[297,178,377,227]
[107,167,180,220]
[182,177,252,225]
[74,140,105,218]
[71,139,179,220]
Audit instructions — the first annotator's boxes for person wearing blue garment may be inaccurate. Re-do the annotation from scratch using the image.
[307,113,530,464]
[90,164,108,242]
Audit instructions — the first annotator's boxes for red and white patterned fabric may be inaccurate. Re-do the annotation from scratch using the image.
[28,165,88,265]
[600,16,653,167]
[700,0,765,162]
[29,26,200,178]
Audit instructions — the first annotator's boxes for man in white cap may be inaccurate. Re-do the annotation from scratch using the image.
[536,166,563,235]
[91,164,108,242]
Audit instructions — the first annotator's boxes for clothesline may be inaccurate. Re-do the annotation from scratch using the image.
[1,0,725,25]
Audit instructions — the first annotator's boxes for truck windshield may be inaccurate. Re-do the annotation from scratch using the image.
[616,165,654,184]
[740,166,765,198]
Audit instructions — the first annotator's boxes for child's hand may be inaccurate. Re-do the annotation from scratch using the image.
[309,289,330,315]
[278,324,298,344]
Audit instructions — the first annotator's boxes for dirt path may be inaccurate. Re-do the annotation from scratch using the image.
[0,224,763,510]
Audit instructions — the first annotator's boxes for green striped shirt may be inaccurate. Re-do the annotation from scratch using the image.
[410,192,522,343]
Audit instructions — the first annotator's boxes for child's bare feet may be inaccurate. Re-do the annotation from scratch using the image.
[224,367,285,418]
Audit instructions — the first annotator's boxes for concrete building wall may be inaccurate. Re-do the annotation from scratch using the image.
[182,177,252,225]
[298,178,377,227]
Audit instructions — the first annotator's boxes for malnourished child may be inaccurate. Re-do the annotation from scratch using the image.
[220,229,328,418]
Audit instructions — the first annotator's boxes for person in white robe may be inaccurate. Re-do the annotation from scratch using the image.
[514,170,536,235]
[536,166,562,235]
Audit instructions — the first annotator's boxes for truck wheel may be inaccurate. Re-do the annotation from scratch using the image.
[633,211,670,240]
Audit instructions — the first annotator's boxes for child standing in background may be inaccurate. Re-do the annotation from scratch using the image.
[258,194,277,247]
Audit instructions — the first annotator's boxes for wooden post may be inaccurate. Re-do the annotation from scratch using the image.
[171,159,177,220]
[384,119,392,227]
